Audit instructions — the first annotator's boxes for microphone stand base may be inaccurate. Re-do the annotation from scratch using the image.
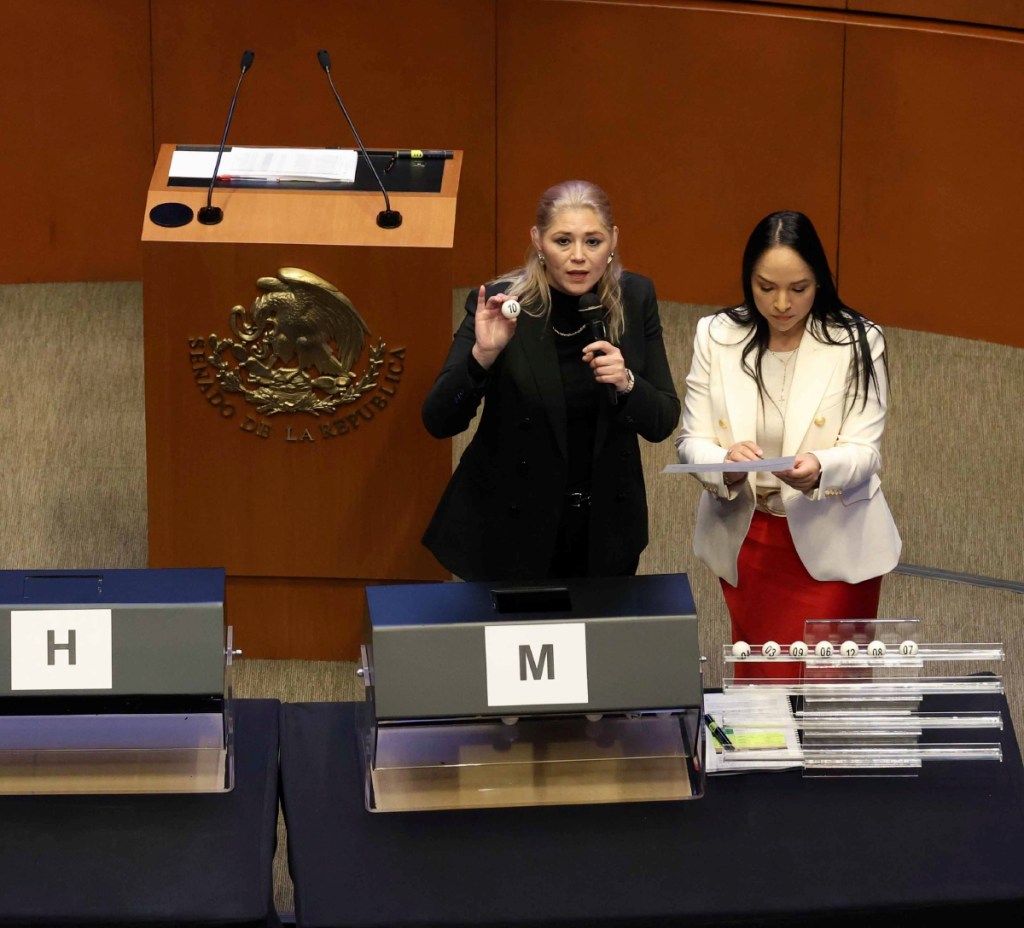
[377,210,403,229]
[197,206,224,225]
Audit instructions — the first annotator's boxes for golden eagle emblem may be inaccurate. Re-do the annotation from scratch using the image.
[207,268,386,415]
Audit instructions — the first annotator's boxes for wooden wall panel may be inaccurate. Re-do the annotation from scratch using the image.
[839,24,1024,344]
[150,0,496,287]
[494,1,845,307]
[227,577,373,660]
[851,1,1024,30]
[0,0,152,283]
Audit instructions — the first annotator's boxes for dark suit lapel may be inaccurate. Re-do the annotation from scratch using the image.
[510,313,568,461]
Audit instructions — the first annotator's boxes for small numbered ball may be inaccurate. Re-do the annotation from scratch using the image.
[899,639,919,656]
[868,640,887,657]
[732,641,751,660]
[501,299,521,319]
[789,640,808,659]
[762,640,781,659]
[815,641,834,659]
[840,640,859,658]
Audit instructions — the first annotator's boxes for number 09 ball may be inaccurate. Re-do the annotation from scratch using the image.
[501,299,521,319]
[732,641,751,660]
[789,640,808,659]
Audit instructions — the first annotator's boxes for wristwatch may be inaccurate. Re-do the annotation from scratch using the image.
[621,368,635,395]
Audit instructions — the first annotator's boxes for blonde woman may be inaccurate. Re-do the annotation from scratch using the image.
[423,180,679,581]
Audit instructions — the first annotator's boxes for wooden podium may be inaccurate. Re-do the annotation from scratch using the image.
[141,145,459,659]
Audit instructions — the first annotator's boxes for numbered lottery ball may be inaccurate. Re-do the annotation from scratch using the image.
[840,640,859,658]
[789,640,808,659]
[868,640,887,657]
[732,641,751,660]
[899,639,919,656]
[815,641,834,659]
[762,640,781,659]
[501,299,521,319]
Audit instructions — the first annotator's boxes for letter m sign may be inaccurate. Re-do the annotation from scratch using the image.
[485,623,588,707]
[519,643,554,680]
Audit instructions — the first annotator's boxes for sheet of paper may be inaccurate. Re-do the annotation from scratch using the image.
[169,149,218,179]
[663,456,797,475]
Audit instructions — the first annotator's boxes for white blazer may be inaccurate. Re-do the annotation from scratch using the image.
[676,313,901,586]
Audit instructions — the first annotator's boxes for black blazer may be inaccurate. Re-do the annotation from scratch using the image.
[422,272,680,581]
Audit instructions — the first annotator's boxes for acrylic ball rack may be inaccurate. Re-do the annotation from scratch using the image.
[718,618,1005,776]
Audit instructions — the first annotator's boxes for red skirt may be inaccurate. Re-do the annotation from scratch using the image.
[721,511,882,680]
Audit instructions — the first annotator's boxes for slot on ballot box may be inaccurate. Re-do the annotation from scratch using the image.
[357,574,705,812]
[0,568,234,795]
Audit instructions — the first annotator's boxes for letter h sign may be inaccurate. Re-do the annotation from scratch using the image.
[485,623,588,707]
[10,609,113,690]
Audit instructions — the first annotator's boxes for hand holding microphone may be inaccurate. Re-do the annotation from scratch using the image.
[578,294,628,403]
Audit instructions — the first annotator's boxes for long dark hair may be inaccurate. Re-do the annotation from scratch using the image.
[721,211,886,411]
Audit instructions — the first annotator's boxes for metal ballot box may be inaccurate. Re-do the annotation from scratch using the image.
[358,573,704,812]
[0,568,233,795]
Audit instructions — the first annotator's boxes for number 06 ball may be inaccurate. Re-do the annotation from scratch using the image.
[501,299,521,319]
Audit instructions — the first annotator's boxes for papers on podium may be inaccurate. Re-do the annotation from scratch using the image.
[169,147,359,183]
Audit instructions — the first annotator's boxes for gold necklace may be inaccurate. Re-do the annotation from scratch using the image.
[551,322,586,337]
[767,347,798,401]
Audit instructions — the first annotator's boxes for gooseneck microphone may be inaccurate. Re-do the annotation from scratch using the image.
[316,48,402,229]
[198,49,256,225]
[578,293,618,406]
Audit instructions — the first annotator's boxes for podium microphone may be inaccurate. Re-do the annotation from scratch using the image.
[316,48,402,229]
[578,293,617,406]
[197,49,256,225]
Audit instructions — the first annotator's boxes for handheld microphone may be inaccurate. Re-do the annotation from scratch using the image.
[316,48,402,229]
[198,50,256,226]
[578,293,617,406]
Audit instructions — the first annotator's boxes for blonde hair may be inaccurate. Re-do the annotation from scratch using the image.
[491,180,626,342]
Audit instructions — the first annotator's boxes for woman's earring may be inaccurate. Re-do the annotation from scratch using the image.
[607,252,615,265]
[537,252,545,265]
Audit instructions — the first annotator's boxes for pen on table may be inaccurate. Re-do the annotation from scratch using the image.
[385,149,453,173]
[703,712,735,750]
[392,149,453,160]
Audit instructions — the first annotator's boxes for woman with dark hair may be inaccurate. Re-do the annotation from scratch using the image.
[676,210,900,648]
[422,180,680,581]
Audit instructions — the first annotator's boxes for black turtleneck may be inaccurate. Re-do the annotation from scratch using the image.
[549,287,600,493]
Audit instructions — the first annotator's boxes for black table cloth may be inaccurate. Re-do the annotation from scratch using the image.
[0,698,281,927]
[280,695,1024,927]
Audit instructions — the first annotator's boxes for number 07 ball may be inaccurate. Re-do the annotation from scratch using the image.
[501,299,521,319]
